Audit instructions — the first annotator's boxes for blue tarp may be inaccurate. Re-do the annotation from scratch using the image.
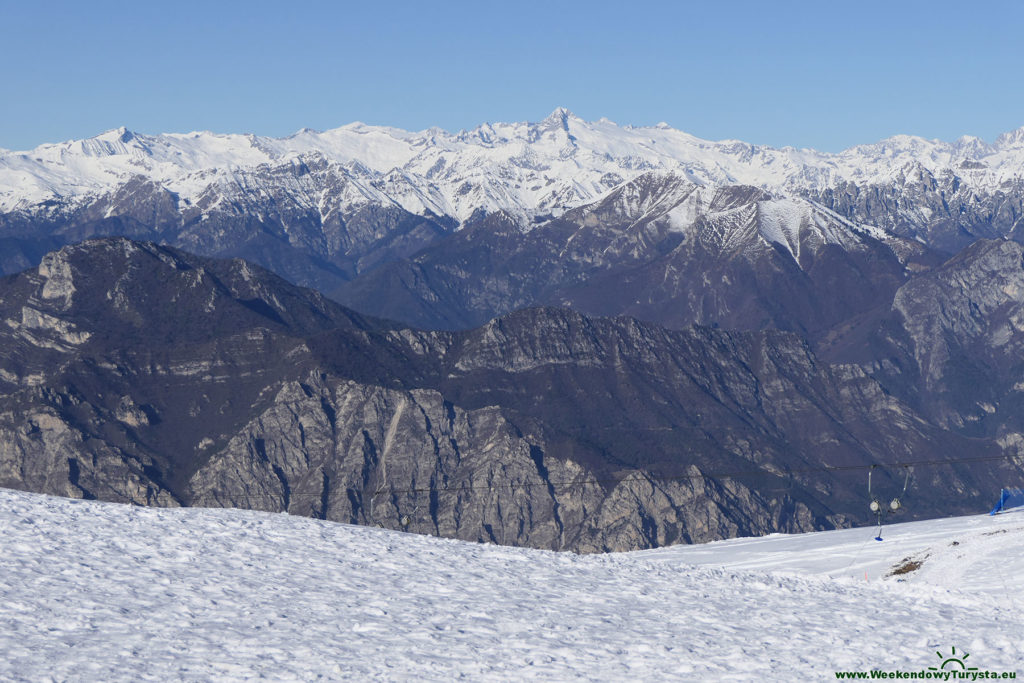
[989,487,1024,515]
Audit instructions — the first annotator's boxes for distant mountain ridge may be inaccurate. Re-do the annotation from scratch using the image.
[3,109,1023,302]
[332,173,923,347]
[0,113,1021,291]
[4,108,1024,223]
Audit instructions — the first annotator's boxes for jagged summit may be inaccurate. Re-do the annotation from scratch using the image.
[540,106,577,128]
[95,126,135,143]
[994,126,1024,149]
[4,111,1024,221]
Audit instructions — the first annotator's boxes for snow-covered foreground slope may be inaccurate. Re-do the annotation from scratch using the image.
[644,508,1024,596]
[1,488,1021,681]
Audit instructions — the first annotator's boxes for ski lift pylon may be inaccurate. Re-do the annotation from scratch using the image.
[868,464,911,541]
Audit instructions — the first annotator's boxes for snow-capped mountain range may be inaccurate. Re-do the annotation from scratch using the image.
[3,108,1024,348]
[3,107,1023,222]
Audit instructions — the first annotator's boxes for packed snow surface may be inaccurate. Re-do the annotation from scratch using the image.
[1,488,1022,680]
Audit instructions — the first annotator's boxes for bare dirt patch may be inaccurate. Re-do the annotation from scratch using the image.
[888,555,927,576]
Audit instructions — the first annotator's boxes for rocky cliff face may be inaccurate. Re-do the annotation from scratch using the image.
[807,170,1024,255]
[864,239,1024,438]
[1,238,1018,551]
[187,375,821,551]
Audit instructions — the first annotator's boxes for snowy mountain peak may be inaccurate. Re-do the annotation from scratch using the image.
[55,126,150,160]
[2,112,1024,223]
[953,134,990,156]
[96,126,136,144]
[994,126,1024,149]
[541,106,577,128]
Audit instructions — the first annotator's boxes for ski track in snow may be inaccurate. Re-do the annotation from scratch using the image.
[1,488,1022,681]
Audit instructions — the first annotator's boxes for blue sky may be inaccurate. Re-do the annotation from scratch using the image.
[2,0,1022,152]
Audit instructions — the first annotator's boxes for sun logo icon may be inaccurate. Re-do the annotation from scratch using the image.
[927,646,979,671]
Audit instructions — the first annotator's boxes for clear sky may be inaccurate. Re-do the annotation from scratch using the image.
[2,0,1022,152]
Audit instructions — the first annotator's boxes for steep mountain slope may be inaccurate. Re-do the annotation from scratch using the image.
[808,165,1024,254]
[1,238,1017,551]
[335,172,932,344]
[861,239,1024,438]
[0,158,453,294]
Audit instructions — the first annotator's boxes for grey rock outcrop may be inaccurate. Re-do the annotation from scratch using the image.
[0,402,176,506]
[186,372,828,551]
[872,239,1024,436]
[807,170,1024,254]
